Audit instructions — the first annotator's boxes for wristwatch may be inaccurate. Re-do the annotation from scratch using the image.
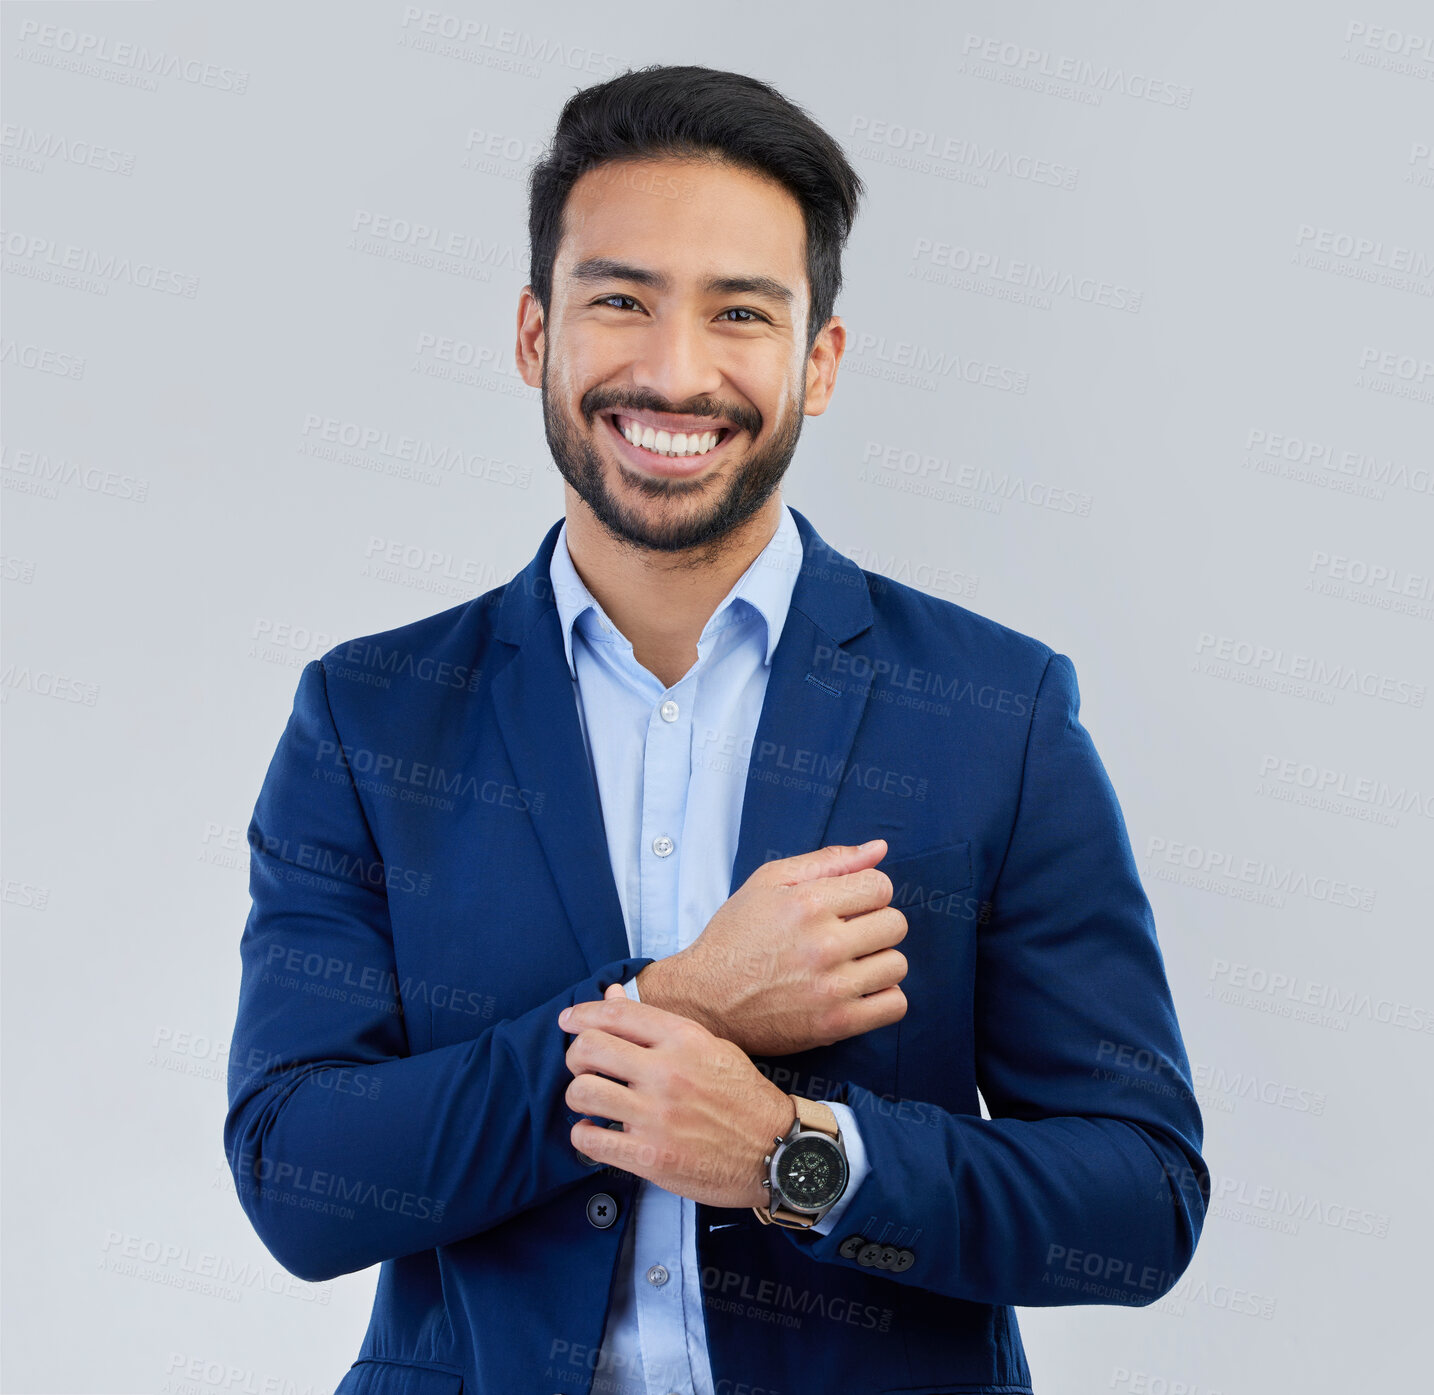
[752,1095,849,1229]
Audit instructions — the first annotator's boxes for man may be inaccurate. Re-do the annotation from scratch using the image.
[225,64,1207,1395]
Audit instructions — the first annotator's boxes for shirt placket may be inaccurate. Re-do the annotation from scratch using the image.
[630,656,714,1395]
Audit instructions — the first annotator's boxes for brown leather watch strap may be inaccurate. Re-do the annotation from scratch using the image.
[792,1095,839,1140]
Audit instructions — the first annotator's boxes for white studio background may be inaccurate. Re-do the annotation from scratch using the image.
[3,3,1430,1392]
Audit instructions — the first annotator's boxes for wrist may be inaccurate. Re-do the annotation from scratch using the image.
[637,951,713,1034]
[749,1088,798,1209]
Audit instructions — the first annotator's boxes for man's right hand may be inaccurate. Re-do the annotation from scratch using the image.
[635,839,908,1057]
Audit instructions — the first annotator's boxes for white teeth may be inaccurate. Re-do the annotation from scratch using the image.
[617,416,722,458]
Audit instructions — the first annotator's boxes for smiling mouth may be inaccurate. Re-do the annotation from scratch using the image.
[599,411,740,475]
[602,410,733,456]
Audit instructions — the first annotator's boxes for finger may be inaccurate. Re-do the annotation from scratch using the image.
[557,986,635,1033]
[842,984,909,1036]
[565,1026,649,1085]
[566,1071,634,1123]
[757,839,886,888]
[818,946,908,1000]
[795,867,902,919]
[835,904,909,957]
[572,1118,655,1183]
[559,995,683,1047]
[571,1118,626,1169]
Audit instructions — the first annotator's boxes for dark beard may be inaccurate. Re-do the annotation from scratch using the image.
[540,352,805,568]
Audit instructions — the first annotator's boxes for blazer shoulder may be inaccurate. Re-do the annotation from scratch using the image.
[858,565,1062,686]
[308,578,514,705]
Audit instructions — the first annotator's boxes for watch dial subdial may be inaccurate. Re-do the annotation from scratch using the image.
[775,1139,847,1210]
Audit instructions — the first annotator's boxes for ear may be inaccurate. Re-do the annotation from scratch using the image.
[515,285,546,389]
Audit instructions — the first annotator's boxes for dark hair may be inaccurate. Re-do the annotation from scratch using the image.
[526,64,865,357]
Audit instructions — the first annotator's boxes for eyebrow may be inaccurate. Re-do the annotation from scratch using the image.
[568,256,795,309]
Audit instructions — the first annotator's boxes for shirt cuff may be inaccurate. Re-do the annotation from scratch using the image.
[623,974,641,1003]
[810,1100,869,1235]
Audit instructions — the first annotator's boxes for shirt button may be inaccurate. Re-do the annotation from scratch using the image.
[659,699,679,722]
[646,1264,669,1286]
[651,834,674,857]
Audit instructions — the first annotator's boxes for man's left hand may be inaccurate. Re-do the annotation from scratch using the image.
[558,983,796,1208]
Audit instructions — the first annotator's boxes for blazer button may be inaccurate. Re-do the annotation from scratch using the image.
[874,1244,901,1269]
[856,1241,883,1267]
[891,1248,915,1272]
[838,1234,866,1260]
[586,1192,618,1229]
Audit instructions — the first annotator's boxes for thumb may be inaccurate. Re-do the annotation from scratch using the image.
[604,982,628,1000]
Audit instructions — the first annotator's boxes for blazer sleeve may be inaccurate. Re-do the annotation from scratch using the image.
[778,650,1209,1306]
[223,658,653,1284]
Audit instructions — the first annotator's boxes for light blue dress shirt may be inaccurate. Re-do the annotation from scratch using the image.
[548,499,871,1395]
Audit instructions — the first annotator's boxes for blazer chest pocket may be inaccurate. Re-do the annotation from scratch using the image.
[881,838,973,914]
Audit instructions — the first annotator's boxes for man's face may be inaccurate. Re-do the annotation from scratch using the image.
[521,156,836,558]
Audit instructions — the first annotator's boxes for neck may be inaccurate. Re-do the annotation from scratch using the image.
[561,491,784,688]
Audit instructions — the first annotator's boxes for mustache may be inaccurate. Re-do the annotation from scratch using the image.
[583,388,760,437]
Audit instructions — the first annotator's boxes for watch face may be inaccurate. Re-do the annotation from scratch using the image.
[774,1135,847,1211]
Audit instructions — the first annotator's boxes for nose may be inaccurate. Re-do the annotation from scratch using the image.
[628,310,724,409]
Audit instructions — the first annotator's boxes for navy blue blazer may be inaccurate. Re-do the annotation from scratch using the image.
[225,505,1207,1395]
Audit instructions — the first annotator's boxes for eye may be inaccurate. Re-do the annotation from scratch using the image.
[590,295,767,323]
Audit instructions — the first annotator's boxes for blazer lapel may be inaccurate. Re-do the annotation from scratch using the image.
[487,506,876,974]
[728,506,876,894]
[489,522,631,977]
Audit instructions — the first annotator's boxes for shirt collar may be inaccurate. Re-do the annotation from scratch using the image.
[548,500,804,680]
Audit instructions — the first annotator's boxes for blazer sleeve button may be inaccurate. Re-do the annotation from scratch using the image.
[837,1233,866,1260]
[856,1242,883,1267]
[891,1248,915,1272]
